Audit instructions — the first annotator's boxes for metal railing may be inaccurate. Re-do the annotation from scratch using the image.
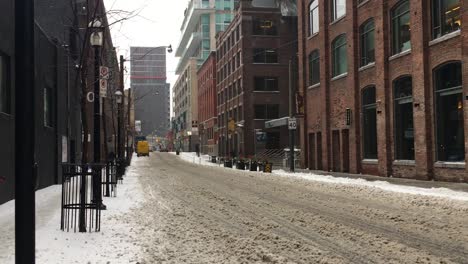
[61,164,103,232]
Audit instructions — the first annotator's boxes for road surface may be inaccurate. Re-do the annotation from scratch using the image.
[127,153,468,263]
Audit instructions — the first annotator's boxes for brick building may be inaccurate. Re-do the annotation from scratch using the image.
[198,52,218,156]
[297,0,467,181]
[216,0,297,158]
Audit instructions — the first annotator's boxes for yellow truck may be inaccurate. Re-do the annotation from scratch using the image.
[136,141,150,157]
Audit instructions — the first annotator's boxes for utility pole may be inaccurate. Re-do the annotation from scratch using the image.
[289,58,295,172]
[15,0,36,262]
[119,55,125,161]
[126,88,132,163]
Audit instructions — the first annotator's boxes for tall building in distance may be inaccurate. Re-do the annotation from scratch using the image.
[130,46,171,137]
[173,0,238,152]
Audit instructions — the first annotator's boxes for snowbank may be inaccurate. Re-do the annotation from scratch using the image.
[176,152,468,202]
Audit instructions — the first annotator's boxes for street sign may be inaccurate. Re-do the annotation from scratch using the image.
[265,117,289,129]
[100,66,109,80]
[228,119,236,133]
[135,120,142,132]
[99,79,107,97]
[288,118,297,130]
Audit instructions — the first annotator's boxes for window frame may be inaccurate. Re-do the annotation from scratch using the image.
[433,61,465,162]
[331,0,346,22]
[308,49,320,86]
[393,76,415,161]
[361,86,378,160]
[253,48,278,64]
[391,0,411,55]
[431,0,461,39]
[332,34,347,77]
[252,18,278,36]
[309,0,319,36]
[254,76,279,92]
[360,18,375,67]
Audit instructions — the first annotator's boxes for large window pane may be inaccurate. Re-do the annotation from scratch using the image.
[309,1,319,35]
[254,77,278,91]
[332,35,347,77]
[331,0,346,21]
[362,87,377,159]
[0,55,10,114]
[432,0,461,39]
[308,50,320,85]
[360,19,375,67]
[435,62,465,161]
[392,1,411,54]
[394,77,414,160]
[253,48,278,63]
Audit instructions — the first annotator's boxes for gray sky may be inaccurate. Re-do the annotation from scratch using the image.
[104,0,188,89]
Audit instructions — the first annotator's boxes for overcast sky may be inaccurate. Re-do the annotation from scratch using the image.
[103,0,188,89]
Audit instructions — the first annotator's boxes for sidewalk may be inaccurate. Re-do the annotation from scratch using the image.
[0,157,145,264]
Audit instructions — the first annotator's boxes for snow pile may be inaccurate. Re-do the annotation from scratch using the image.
[176,152,468,202]
[0,157,146,264]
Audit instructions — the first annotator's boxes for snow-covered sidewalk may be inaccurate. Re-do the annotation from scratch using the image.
[174,152,468,202]
[0,158,146,264]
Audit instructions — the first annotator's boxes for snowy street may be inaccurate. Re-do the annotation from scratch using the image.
[1,152,468,263]
[133,153,468,263]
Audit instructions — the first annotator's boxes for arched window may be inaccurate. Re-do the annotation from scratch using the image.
[332,34,347,77]
[432,0,461,39]
[308,50,320,86]
[393,76,414,160]
[362,86,378,159]
[360,19,375,67]
[391,1,411,55]
[434,62,465,162]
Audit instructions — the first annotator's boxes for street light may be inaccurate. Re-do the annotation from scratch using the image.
[115,90,123,180]
[89,17,105,211]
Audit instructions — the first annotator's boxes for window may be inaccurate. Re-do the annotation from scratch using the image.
[254,104,279,119]
[332,34,347,77]
[254,77,278,91]
[391,1,411,54]
[434,62,465,162]
[362,86,378,159]
[44,87,53,127]
[432,0,461,39]
[309,0,319,36]
[394,77,414,160]
[253,19,277,35]
[360,19,375,67]
[331,0,346,21]
[308,50,320,85]
[0,54,11,114]
[253,48,278,63]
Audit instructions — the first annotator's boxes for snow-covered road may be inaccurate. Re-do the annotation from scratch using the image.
[133,153,468,263]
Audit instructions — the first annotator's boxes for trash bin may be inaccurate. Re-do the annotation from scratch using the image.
[237,160,245,170]
[250,161,258,171]
[176,150,180,155]
[211,156,217,163]
[224,160,233,168]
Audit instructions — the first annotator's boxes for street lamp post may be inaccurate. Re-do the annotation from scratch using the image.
[115,90,123,180]
[90,18,104,209]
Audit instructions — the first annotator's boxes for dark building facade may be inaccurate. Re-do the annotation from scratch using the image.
[198,52,218,156]
[297,0,467,181]
[130,46,171,137]
[0,0,118,204]
[216,0,298,158]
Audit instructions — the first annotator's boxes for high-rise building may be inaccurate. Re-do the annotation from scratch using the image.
[173,0,238,152]
[130,46,171,137]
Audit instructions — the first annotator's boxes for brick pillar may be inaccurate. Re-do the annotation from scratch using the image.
[374,0,392,176]
[346,0,360,174]
[319,0,331,171]
[461,1,468,181]
[410,0,432,180]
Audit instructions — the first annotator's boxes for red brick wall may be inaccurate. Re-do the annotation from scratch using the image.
[298,0,467,182]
